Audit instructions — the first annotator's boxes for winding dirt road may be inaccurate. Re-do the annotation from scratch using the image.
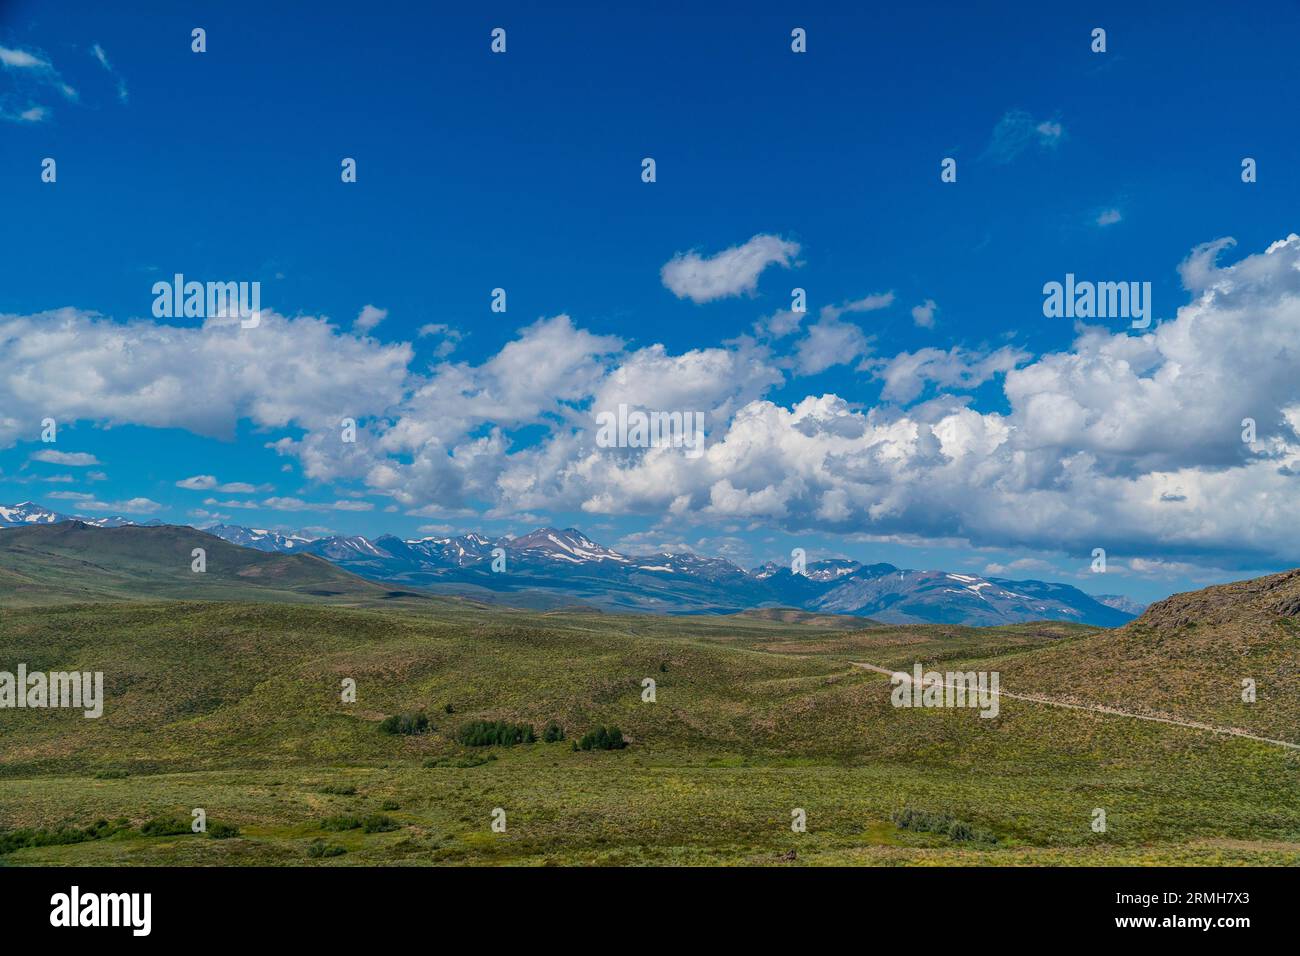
[851,661,1300,751]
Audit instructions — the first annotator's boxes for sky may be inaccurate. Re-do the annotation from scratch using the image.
[2,0,1300,604]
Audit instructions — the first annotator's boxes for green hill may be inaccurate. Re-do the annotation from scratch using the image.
[977,571,1300,740]
[0,522,438,608]
[0,596,1296,866]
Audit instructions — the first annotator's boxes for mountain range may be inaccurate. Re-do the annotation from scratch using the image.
[0,501,1140,626]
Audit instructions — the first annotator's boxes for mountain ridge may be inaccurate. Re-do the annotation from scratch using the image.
[0,501,1139,626]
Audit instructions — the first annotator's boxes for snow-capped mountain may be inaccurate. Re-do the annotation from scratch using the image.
[508,528,630,564]
[204,524,316,552]
[0,501,139,529]
[0,502,70,527]
[0,502,1138,626]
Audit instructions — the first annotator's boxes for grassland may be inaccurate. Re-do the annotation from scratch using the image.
[1,600,1296,866]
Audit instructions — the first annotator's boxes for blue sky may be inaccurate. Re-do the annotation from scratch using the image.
[3,0,1300,603]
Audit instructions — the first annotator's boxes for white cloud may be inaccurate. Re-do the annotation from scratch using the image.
[48,492,162,514]
[354,304,388,333]
[0,44,76,121]
[0,308,412,447]
[984,558,1056,576]
[10,234,1300,572]
[417,323,464,358]
[984,110,1065,163]
[90,43,128,103]
[793,317,870,375]
[1096,208,1122,227]
[661,234,800,303]
[872,345,1030,404]
[819,292,894,322]
[30,450,100,466]
[0,46,49,69]
[910,299,938,328]
[178,475,267,493]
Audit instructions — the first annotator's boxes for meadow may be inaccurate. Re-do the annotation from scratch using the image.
[1,600,1296,865]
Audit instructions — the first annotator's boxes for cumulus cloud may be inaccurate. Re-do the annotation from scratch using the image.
[661,234,800,303]
[1096,208,1122,227]
[0,308,412,446]
[793,317,871,375]
[9,234,1300,572]
[872,345,1030,404]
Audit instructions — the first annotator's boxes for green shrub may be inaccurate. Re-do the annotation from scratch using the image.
[94,769,129,779]
[317,784,357,796]
[379,711,430,736]
[379,800,400,811]
[542,720,565,743]
[456,720,536,747]
[578,726,627,751]
[891,808,994,844]
[361,814,398,834]
[320,814,362,831]
[207,821,240,839]
[424,753,497,768]
[308,839,346,858]
[140,816,191,837]
[0,818,132,856]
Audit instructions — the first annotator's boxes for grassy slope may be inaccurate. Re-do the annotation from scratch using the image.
[0,601,1296,865]
[971,574,1300,740]
[0,522,450,610]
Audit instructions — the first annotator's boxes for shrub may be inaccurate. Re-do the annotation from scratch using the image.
[424,753,497,768]
[207,821,240,839]
[0,818,132,855]
[308,839,346,859]
[317,784,357,796]
[94,769,129,779]
[380,800,400,811]
[578,725,627,751]
[456,720,536,747]
[891,807,994,844]
[379,711,430,736]
[140,816,191,837]
[542,720,565,743]
[361,814,398,834]
[320,815,362,831]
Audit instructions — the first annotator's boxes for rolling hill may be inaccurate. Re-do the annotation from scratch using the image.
[0,567,1296,865]
[984,568,1300,740]
[0,521,435,608]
